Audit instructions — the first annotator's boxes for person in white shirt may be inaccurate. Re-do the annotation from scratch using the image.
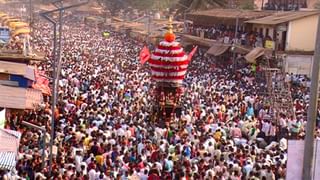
[139,169,149,180]
[261,120,271,137]
[88,168,97,180]
[137,141,145,155]
[279,114,288,139]
[75,150,83,172]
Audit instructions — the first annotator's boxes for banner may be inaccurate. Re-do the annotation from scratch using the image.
[0,109,6,128]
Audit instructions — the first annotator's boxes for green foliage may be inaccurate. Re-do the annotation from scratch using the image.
[239,0,255,10]
[130,0,155,10]
[97,0,178,14]
[240,3,254,10]
[175,0,227,12]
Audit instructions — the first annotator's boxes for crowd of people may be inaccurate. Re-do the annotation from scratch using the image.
[263,2,307,11]
[0,11,318,180]
[186,24,272,48]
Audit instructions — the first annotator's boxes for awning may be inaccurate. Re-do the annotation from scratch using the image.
[245,47,265,63]
[9,22,28,30]
[181,34,215,47]
[3,18,19,26]
[0,128,21,171]
[0,61,35,81]
[0,85,43,109]
[0,152,16,171]
[12,28,30,37]
[233,45,252,54]
[206,44,230,56]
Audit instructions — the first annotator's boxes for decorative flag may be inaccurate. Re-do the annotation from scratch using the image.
[139,46,150,65]
[188,46,198,61]
[0,108,6,128]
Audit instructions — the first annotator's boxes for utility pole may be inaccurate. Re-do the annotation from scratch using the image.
[233,16,239,72]
[29,0,33,49]
[184,10,187,33]
[146,11,152,45]
[302,14,320,180]
[29,0,32,26]
[177,3,190,33]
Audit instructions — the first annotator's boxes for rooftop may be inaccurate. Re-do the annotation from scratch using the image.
[245,10,320,25]
[187,9,273,20]
[0,85,43,109]
[0,49,45,62]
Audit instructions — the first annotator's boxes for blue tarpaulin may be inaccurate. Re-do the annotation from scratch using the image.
[10,75,30,88]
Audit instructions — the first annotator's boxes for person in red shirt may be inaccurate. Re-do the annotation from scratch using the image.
[148,167,160,180]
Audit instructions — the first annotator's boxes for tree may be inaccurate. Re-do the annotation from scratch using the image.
[97,0,128,16]
[239,0,255,10]
[175,0,227,12]
[97,0,176,15]
[238,0,255,10]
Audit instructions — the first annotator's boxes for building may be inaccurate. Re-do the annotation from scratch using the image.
[262,0,308,11]
[0,50,46,110]
[187,9,273,27]
[245,10,320,75]
[229,0,313,10]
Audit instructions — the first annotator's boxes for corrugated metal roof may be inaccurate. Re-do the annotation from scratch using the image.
[0,152,16,171]
[188,9,273,19]
[245,11,320,25]
[0,85,43,109]
[0,61,35,81]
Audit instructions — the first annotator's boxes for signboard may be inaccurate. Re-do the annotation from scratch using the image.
[0,27,10,44]
[265,40,274,49]
[277,25,287,32]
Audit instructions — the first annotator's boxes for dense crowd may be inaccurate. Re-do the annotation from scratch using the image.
[0,12,318,180]
[187,25,272,48]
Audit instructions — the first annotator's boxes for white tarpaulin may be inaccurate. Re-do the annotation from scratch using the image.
[0,108,5,128]
[286,140,320,180]
[0,128,21,171]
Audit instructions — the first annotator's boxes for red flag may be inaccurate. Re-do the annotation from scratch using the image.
[139,46,150,65]
[188,46,198,61]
